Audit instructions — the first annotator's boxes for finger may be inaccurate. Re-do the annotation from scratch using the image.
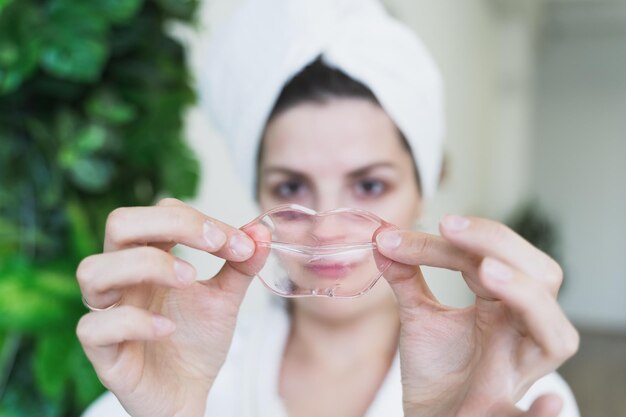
[104,200,255,263]
[375,229,481,279]
[440,215,563,293]
[379,261,440,311]
[479,257,579,364]
[77,246,196,309]
[207,222,273,306]
[77,306,175,374]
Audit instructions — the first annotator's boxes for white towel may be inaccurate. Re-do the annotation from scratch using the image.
[200,0,445,200]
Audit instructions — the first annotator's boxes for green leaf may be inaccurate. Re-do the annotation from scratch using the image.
[0,260,80,331]
[75,124,108,153]
[0,69,23,94]
[0,0,14,15]
[0,277,68,331]
[155,0,198,20]
[95,0,144,24]
[86,89,137,125]
[69,341,105,407]
[47,0,109,36]
[34,331,73,399]
[65,200,99,258]
[0,2,41,94]
[160,139,199,199]
[0,40,18,66]
[33,266,81,301]
[0,216,21,247]
[40,35,108,82]
[67,156,114,192]
[55,109,80,144]
[0,0,199,413]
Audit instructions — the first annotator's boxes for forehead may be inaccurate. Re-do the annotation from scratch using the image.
[261,99,408,173]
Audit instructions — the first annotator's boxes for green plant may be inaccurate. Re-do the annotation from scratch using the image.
[0,0,199,415]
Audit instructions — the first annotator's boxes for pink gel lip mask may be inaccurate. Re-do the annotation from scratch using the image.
[241,204,395,298]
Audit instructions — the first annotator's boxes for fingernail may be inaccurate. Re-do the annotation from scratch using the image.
[483,258,513,283]
[153,315,176,336]
[377,231,402,250]
[442,215,470,232]
[203,220,227,251]
[174,259,196,284]
[229,233,255,259]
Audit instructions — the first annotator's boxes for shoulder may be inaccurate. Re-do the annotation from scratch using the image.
[81,391,130,417]
[517,372,580,417]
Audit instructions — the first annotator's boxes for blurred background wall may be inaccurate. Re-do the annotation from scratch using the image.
[174,0,626,415]
[533,0,626,331]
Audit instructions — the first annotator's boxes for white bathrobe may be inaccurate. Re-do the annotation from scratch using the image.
[83,296,580,417]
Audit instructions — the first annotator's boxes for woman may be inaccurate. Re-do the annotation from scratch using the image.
[78,1,580,416]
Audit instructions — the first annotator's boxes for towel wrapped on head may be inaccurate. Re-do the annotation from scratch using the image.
[201,0,445,200]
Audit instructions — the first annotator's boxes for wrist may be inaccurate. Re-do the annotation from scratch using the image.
[403,399,463,417]
[172,384,212,417]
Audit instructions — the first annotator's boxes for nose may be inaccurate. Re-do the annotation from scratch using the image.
[310,214,349,245]
[311,187,345,214]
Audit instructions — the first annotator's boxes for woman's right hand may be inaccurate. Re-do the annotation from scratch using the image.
[76,198,268,417]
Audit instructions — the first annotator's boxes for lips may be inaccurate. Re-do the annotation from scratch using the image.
[303,261,357,279]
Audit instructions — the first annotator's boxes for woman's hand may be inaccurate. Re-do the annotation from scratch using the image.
[76,198,269,417]
[375,215,579,417]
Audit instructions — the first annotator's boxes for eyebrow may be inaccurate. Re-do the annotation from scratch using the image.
[262,162,398,179]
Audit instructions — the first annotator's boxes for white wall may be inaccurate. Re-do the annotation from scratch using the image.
[532,2,626,331]
[173,0,540,312]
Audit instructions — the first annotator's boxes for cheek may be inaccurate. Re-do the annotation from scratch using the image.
[257,187,274,211]
[364,185,422,229]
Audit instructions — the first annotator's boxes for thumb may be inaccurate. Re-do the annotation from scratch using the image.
[380,261,438,310]
[206,222,271,306]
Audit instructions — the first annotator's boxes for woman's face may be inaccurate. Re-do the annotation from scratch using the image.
[258,98,422,321]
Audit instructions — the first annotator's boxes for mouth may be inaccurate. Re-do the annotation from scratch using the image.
[303,262,358,279]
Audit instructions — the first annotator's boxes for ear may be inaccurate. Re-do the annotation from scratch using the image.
[438,153,449,187]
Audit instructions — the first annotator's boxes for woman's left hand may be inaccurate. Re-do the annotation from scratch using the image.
[375,215,579,417]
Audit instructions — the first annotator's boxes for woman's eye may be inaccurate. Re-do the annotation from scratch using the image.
[355,179,386,197]
[274,180,306,199]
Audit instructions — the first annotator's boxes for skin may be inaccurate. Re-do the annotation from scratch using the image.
[76,98,579,417]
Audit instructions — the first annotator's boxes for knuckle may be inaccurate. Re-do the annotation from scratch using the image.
[116,306,145,333]
[408,233,430,257]
[157,197,183,207]
[135,245,167,264]
[161,206,196,242]
[544,324,580,361]
[543,339,561,360]
[76,315,95,345]
[562,326,581,358]
[166,207,187,228]
[484,221,511,244]
[544,258,564,289]
[76,255,98,286]
[105,207,131,243]
[134,246,172,278]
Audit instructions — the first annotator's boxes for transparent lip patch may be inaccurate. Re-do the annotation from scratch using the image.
[240,204,395,298]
